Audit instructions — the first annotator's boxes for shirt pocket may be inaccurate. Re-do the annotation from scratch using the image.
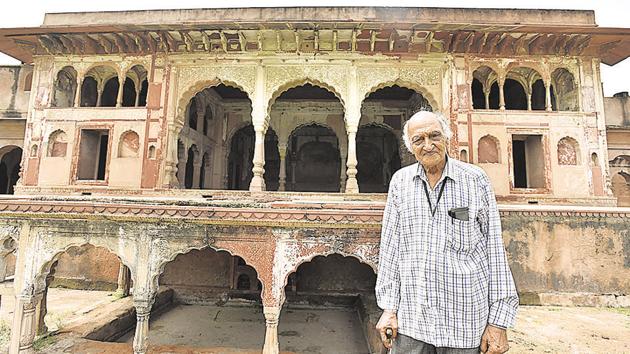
[446,217,482,254]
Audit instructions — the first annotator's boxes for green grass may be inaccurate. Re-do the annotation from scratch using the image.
[33,334,57,351]
[607,307,630,316]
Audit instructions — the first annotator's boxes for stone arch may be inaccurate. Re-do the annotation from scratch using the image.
[33,241,134,294]
[118,130,140,158]
[281,251,377,299]
[176,79,252,127]
[478,135,500,163]
[471,65,500,109]
[82,64,119,107]
[122,64,149,107]
[557,136,580,165]
[267,78,347,122]
[551,67,578,111]
[286,123,341,192]
[0,145,22,195]
[23,72,33,92]
[361,79,438,112]
[149,244,265,300]
[52,66,77,108]
[47,129,68,157]
[505,66,545,110]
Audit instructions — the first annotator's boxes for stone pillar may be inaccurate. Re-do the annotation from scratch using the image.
[9,292,42,354]
[262,306,280,354]
[345,129,359,193]
[134,86,141,107]
[545,82,552,111]
[249,124,266,192]
[164,124,182,188]
[132,296,155,354]
[339,152,347,193]
[74,74,84,108]
[278,144,287,191]
[115,264,131,297]
[116,76,124,107]
[498,78,506,111]
[96,80,104,107]
[177,144,187,189]
[526,92,532,111]
[484,89,490,109]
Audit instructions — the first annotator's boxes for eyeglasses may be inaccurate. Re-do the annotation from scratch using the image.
[411,131,444,147]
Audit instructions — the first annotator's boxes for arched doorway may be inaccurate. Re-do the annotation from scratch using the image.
[286,124,340,192]
[0,146,22,194]
[360,84,433,171]
[118,248,264,351]
[177,83,253,190]
[227,125,279,190]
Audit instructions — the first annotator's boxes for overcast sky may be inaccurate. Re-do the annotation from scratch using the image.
[1,0,627,96]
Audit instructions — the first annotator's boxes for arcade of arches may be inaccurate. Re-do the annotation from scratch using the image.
[176,83,430,193]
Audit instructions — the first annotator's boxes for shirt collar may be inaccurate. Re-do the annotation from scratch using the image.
[413,154,458,184]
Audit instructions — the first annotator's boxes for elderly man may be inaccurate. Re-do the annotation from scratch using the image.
[375,111,518,354]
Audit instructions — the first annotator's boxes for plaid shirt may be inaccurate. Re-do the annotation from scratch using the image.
[376,157,518,348]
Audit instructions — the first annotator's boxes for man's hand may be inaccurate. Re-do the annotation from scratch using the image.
[480,325,509,354]
[375,310,398,349]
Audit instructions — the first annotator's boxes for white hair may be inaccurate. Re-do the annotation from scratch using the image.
[402,110,452,152]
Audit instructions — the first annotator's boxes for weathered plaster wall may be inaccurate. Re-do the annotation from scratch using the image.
[502,213,630,298]
[0,65,32,119]
[51,244,120,290]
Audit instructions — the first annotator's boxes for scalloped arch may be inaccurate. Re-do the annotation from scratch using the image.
[176,79,252,127]
[150,245,266,301]
[34,242,132,293]
[280,251,377,302]
[267,78,346,117]
[287,121,341,142]
[361,80,439,112]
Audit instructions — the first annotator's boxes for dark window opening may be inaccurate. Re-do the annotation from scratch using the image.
[188,98,198,130]
[471,78,485,109]
[80,77,98,107]
[489,82,500,109]
[101,78,119,107]
[237,274,251,290]
[531,80,546,110]
[121,78,136,107]
[138,79,148,107]
[504,79,527,110]
[512,135,544,189]
[77,129,109,181]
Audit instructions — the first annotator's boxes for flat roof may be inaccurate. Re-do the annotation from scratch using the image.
[41,7,597,27]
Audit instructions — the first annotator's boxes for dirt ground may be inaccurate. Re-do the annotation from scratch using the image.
[1,287,629,353]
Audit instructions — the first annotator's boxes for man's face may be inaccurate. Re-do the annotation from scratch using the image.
[407,114,447,170]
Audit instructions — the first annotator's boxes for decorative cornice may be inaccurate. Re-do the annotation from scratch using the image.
[0,198,628,227]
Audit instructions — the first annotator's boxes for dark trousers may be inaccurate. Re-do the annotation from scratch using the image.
[391,334,479,354]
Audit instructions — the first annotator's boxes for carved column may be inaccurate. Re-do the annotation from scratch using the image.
[134,86,141,107]
[116,76,125,107]
[164,123,182,188]
[249,124,266,192]
[132,294,155,354]
[74,74,84,108]
[545,82,552,111]
[177,142,187,189]
[526,92,532,111]
[115,263,131,297]
[483,88,490,109]
[262,306,280,354]
[339,152,347,193]
[9,291,42,354]
[249,65,267,192]
[278,144,287,191]
[498,77,506,111]
[96,80,104,107]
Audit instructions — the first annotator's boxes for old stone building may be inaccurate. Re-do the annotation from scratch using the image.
[0,6,629,354]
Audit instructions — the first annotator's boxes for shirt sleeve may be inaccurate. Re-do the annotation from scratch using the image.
[477,173,519,328]
[375,173,401,312]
